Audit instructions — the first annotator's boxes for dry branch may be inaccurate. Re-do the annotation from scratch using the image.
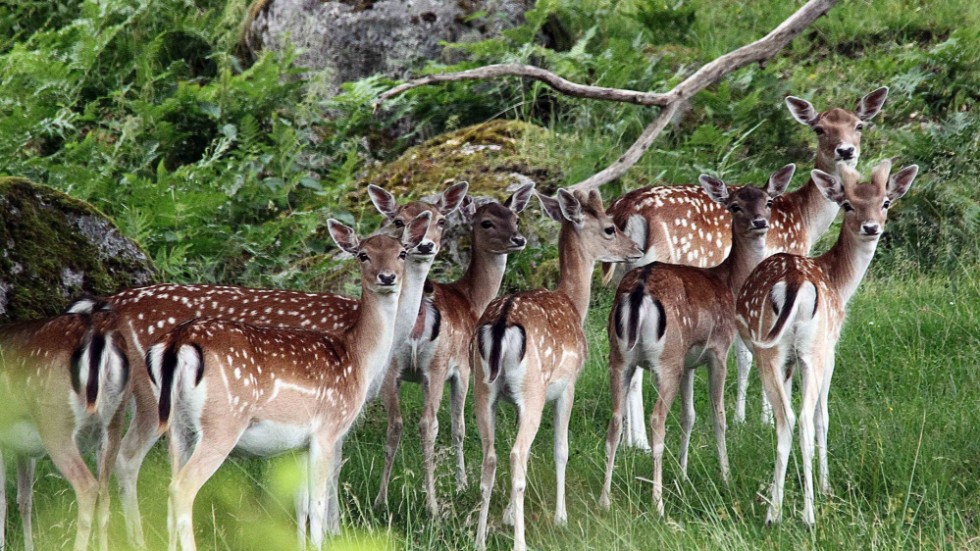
[374,0,839,191]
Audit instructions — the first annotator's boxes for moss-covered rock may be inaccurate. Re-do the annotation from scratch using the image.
[0,177,157,323]
[360,119,564,198]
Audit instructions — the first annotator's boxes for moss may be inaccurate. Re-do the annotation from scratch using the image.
[357,119,565,200]
[0,177,157,323]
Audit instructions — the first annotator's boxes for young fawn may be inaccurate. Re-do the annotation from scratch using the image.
[70,182,466,546]
[606,87,889,447]
[0,305,130,551]
[149,215,429,551]
[599,165,795,514]
[737,160,918,525]
[473,189,642,551]
[374,184,534,516]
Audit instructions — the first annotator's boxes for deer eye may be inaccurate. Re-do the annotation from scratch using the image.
[814,126,826,136]
[842,202,854,213]
[358,252,369,262]
[766,200,774,208]
[883,199,891,209]
[393,219,405,228]
[729,204,742,213]
[604,226,615,236]
[856,123,864,131]
[437,219,447,227]
[481,220,493,229]
[398,250,407,260]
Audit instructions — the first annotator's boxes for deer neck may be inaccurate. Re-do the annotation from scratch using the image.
[351,287,401,394]
[817,228,878,305]
[393,259,434,344]
[789,156,844,250]
[556,224,594,325]
[455,246,508,316]
[713,229,768,293]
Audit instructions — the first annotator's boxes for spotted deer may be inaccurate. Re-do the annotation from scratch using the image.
[69,182,467,547]
[0,305,130,551]
[736,161,918,526]
[374,184,534,516]
[149,217,428,551]
[599,165,794,514]
[472,189,642,551]
[608,87,889,448]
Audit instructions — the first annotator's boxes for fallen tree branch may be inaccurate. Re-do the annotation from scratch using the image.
[375,0,839,191]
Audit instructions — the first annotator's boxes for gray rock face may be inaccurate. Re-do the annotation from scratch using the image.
[243,0,530,92]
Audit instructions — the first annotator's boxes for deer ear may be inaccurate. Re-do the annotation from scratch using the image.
[786,95,818,126]
[459,196,477,224]
[537,192,563,222]
[403,211,432,250]
[328,219,360,255]
[367,185,399,220]
[699,175,729,204]
[857,86,888,121]
[811,169,846,205]
[887,164,918,203]
[504,183,535,213]
[766,164,796,197]
[556,189,583,225]
[437,181,469,215]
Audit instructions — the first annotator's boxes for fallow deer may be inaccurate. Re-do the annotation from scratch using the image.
[0,305,130,551]
[472,189,642,551]
[374,184,534,516]
[68,183,467,546]
[608,87,889,448]
[149,216,428,551]
[736,160,918,525]
[598,165,795,515]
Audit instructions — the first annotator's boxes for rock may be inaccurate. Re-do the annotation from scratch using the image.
[241,0,530,92]
[0,177,157,323]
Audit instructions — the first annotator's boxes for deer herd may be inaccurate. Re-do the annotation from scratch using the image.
[0,87,919,550]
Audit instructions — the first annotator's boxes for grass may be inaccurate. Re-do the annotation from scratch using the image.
[6,264,978,550]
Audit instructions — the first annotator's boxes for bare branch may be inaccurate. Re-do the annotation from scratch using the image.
[374,64,670,110]
[374,0,840,191]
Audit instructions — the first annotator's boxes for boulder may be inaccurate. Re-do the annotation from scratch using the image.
[0,177,156,323]
[241,0,530,92]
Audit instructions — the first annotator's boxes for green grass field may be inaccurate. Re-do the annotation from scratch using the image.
[8,265,978,550]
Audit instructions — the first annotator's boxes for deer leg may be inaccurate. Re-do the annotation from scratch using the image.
[374,361,403,510]
[168,425,243,551]
[95,408,126,551]
[117,371,160,549]
[797,351,824,527]
[309,431,340,550]
[759,348,794,526]
[295,453,309,549]
[510,394,545,551]
[474,383,497,551]
[553,381,576,526]
[650,367,680,517]
[734,337,752,425]
[624,368,650,450]
[420,359,449,518]
[816,352,836,496]
[600,353,633,509]
[707,350,730,484]
[450,364,470,490]
[677,368,696,479]
[16,457,35,551]
[43,442,97,551]
[325,436,345,535]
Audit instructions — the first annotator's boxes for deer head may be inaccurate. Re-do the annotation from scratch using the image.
[538,189,643,263]
[811,160,918,241]
[460,183,535,254]
[327,211,431,295]
[699,164,796,239]
[368,181,469,261]
[785,87,888,173]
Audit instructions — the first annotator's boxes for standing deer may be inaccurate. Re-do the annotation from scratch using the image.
[736,160,918,525]
[608,87,889,447]
[150,215,429,551]
[599,165,795,514]
[69,182,467,547]
[374,184,534,516]
[473,189,642,551]
[0,305,130,551]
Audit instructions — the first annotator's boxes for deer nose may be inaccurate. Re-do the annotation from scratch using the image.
[511,235,526,247]
[416,242,434,255]
[752,218,769,229]
[836,146,855,160]
[861,223,880,236]
[378,273,397,286]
